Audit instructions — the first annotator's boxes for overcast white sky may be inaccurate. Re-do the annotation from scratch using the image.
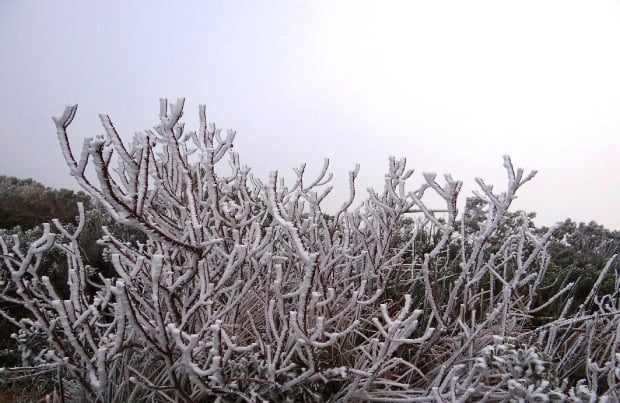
[1,1,619,229]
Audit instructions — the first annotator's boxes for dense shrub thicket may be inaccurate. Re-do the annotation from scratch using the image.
[0,99,618,402]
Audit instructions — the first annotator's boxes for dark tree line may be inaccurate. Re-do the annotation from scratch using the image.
[0,176,91,230]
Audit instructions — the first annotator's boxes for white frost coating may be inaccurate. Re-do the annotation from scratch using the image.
[0,99,616,401]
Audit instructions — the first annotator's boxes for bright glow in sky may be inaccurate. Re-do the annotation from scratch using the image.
[1,1,619,229]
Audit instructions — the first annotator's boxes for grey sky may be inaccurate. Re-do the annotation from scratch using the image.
[1,1,619,229]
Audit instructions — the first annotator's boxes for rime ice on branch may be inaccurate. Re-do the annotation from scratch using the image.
[0,99,617,401]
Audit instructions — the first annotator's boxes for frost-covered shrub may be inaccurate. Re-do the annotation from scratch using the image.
[0,99,618,401]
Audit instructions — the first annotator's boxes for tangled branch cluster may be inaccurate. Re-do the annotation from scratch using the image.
[0,99,618,401]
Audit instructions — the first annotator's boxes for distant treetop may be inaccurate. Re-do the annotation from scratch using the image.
[0,175,90,230]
